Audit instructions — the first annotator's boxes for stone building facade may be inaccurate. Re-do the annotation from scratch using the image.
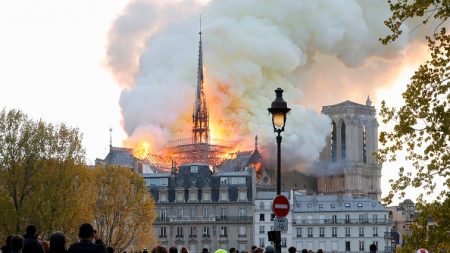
[145,163,256,253]
[291,194,392,253]
[318,98,382,200]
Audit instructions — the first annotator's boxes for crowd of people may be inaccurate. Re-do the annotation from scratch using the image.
[1,224,378,253]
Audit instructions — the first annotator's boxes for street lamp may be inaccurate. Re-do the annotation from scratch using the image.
[268,88,290,195]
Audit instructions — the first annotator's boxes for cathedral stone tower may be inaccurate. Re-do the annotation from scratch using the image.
[317,97,382,200]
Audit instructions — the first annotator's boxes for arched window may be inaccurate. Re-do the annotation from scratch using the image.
[331,122,337,162]
[362,124,367,163]
[341,121,346,160]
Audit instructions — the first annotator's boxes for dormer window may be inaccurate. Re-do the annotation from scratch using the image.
[238,188,247,201]
[202,188,211,202]
[176,189,184,202]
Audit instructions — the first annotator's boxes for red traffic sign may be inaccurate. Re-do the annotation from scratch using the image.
[272,195,290,217]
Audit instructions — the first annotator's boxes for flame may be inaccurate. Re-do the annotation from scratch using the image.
[253,162,262,172]
[126,140,151,160]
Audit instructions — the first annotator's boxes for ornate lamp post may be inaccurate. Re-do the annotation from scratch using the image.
[268,88,291,195]
[268,88,290,253]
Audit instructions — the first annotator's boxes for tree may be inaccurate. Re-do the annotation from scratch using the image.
[92,165,157,253]
[0,108,90,241]
[378,0,450,203]
[396,195,450,253]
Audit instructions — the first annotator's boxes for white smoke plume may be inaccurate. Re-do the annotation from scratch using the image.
[106,0,425,172]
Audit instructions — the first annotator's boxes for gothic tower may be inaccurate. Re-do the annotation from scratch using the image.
[317,97,382,200]
[192,25,210,144]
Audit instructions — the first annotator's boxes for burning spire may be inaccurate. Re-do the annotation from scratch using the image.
[192,17,210,144]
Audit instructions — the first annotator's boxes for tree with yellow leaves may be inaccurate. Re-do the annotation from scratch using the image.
[92,165,157,252]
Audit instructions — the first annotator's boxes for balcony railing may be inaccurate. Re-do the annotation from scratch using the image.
[384,246,395,253]
[292,218,392,225]
[384,232,394,239]
[155,215,254,223]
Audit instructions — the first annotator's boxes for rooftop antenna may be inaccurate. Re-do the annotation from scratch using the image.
[109,127,113,150]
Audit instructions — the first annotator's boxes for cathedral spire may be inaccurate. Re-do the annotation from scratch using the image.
[192,17,209,144]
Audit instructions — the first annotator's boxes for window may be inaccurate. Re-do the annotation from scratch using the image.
[176,190,184,202]
[318,204,323,209]
[260,201,265,210]
[373,227,378,236]
[345,241,351,252]
[230,177,246,185]
[176,227,183,238]
[259,238,265,247]
[332,215,337,223]
[308,227,313,237]
[177,209,183,219]
[203,226,210,237]
[191,165,198,173]
[259,213,265,221]
[220,226,227,237]
[220,177,228,185]
[189,190,198,202]
[307,203,312,208]
[159,209,167,221]
[359,241,365,251]
[220,190,228,201]
[319,227,325,237]
[359,214,368,223]
[190,226,196,237]
[239,227,246,237]
[190,208,196,219]
[341,121,346,159]
[345,227,350,237]
[331,203,335,209]
[259,226,265,234]
[239,208,246,219]
[357,203,363,207]
[238,190,247,201]
[271,214,275,221]
[359,227,364,237]
[345,214,350,223]
[203,208,209,218]
[296,228,302,238]
[148,178,168,187]
[220,208,227,220]
[345,203,350,208]
[160,227,166,237]
[373,214,378,223]
[159,191,167,202]
[332,227,337,237]
[202,190,211,202]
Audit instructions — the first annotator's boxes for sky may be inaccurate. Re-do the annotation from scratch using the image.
[0,0,432,204]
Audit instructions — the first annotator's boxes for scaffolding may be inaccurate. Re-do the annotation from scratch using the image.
[165,138,238,166]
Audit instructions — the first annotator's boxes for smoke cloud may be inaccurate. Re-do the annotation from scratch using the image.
[106,0,427,172]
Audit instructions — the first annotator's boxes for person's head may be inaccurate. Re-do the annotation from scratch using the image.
[370,244,377,252]
[151,246,168,253]
[107,247,114,253]
[181,247,189,253]
[169,247,178,253]
[25,225,37,237]
[288,247,296,253]
[42,240,50,253]
[317,249,323,253]
[202,248,208,253]
[143,249,149,253]
[49,231,65,251]
[5,235,13,248]
[264,246,274,253]
[78,223,95,240]
[229,248,236,253]
[10,235,24,252]
[301,250,307,253]
[251,246,257,253]
[254,247,264,253]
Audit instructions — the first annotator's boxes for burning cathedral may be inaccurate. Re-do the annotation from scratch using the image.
[96,27,382,200]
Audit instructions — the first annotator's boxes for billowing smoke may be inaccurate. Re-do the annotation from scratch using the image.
[106,0,425,172]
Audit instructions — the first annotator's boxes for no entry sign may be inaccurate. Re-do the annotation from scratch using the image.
[272,195,290,217]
